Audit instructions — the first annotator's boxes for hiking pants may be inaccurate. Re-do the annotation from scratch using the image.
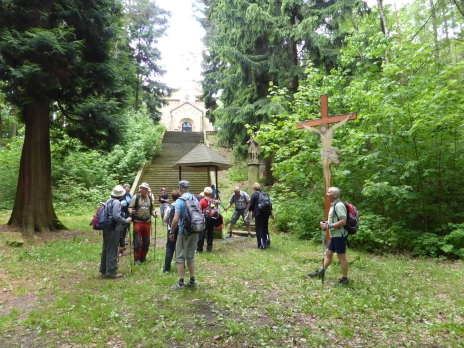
[255,214,270,249]
[100,227,119,276]
[160,203,168,225]
[133,221,151,262]
[197,219,214,251]
[119,224,129,248]
[164,228,178,272]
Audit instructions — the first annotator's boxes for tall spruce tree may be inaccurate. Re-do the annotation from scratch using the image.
[197,0,368,159]
[0,0,131,232]
[125,0,171,121]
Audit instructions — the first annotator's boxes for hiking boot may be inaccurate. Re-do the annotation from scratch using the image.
[185,281,197,288]
[259,245,266,250]
[196,249,203,253]
[334,278,349,287]
[225,233,233,239]
[135,260,142,265]
[171,282,185,290]
[107,273,123,279]
[307,269,325,278]
[247,233,252,238]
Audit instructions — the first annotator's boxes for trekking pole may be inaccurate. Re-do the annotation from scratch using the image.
[321,228,325,285]
[128,223,132,274]
[154,215,157,262]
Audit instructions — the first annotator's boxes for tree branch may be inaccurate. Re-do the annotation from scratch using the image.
[452,0,464,17]
[56,100,85,123]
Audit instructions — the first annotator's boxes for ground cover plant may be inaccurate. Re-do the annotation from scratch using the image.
[0,213,462,347]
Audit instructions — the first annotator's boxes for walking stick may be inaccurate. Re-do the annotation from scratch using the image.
[321,228,325,285]
[154,214,157,262]
[128,223,132,274]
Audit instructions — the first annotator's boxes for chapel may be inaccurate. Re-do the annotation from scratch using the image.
[159,52,215,132]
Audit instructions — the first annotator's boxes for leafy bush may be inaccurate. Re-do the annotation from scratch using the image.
[0,109,163,214]
[51,109,163,213]
[227,163,248,182]
[0,138,22,209]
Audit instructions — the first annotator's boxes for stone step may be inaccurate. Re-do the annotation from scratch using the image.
[138,131,209,198]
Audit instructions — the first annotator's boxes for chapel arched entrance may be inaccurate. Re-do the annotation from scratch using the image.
[182,122,192,132]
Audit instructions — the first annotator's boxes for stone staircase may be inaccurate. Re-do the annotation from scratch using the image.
[138,131,209,204]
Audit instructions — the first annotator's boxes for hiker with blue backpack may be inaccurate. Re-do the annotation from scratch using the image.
[99,185,132,279]
[170,180,204,290]
[308,187,352,287]
[245,183,274,250]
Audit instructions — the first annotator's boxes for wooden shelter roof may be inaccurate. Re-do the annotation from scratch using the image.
[171,143,233,171]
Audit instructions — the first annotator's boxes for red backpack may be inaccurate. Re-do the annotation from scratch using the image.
[204,197,220,220]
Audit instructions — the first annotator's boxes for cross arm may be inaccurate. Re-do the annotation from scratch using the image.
[296,113,357,129]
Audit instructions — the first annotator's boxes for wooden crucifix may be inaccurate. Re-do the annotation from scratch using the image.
[296,94,357,244]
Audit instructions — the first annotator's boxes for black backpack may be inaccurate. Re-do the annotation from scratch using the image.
[179,196,205,235]
[333,202,359,235]
[168,203,178,234]
[257,191,272,214]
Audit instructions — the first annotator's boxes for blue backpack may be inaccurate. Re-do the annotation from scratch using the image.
[90,199,114,230]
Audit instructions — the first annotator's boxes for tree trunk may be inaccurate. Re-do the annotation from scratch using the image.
[8,102,61,232]
[0,113,2,138]
[377,0,389,36]
[10,104,18,137]
[263,155,275,186]
[430,0,439,62]
[10,123,17,137]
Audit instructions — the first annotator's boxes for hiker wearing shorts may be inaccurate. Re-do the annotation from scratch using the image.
[170,180,199,290]
[307,187,350,286]
[224,186,251,238]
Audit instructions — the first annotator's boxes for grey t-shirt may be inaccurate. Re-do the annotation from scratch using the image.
[229,191,250,210]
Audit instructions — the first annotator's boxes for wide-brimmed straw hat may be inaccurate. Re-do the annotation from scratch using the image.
[111,185,125,198]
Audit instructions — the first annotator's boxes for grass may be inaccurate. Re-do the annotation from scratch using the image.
[0,222,463,347]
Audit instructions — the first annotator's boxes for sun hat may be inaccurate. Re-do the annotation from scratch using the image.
[111,185,125,198]
[178,180,190,189]
[139,182,150,190]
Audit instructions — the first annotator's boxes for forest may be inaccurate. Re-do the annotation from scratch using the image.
[1,0,464,258]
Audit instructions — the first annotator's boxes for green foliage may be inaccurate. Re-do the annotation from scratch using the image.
[254,2,464,258]
[226,163,248,182]
[197,0,367,156]
[51,109,163,213]
[0,138,22,209]
[124,0,172,120]
[0,0,132,148]
[0,109,162,213]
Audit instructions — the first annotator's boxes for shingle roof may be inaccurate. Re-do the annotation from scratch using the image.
[171,143,233,171]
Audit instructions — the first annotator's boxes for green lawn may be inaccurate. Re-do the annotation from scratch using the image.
[0,217,463,347]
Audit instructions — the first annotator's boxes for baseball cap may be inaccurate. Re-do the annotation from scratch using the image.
[178,180,190,188]
[139,182,150,190]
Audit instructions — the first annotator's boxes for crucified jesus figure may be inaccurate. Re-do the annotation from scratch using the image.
[298,114,353,188]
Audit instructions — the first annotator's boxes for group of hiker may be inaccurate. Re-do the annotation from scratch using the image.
[98,180,352,288]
